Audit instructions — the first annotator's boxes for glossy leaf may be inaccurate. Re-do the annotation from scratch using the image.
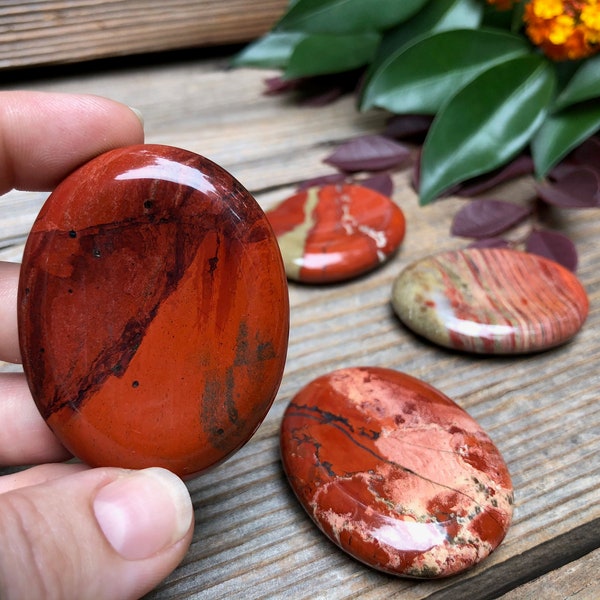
[370,0,483,73]
[420,55,555,205]
[276,0,430,34]
[285,32,380,78]
[323,134,411,172]
[451,199,531,238]
[531,101,600,177]
[525,229,578,272]
[554,55,600,111]
[232,32,307,69]
[536,167,600,208]
[361,29,529,113]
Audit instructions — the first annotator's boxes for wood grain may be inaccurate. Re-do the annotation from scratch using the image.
[1,53,599,598]
[0,0,287,69]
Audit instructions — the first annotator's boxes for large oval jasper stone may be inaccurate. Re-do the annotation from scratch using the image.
[266,184,405,283]
[392,248,588,354]
[280,367,513,578]
[18,144,289,478]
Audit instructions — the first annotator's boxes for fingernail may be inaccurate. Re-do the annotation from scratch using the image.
[128,106,144,126]
[93,467,193,560]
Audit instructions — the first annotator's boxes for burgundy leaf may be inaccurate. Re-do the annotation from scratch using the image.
[451,199,531,239]
[300,87,344,106]
[383,114,433,140]
[264,76,304,95]
[411,148,422,191]
[468,237,511,249]
[570,136,600,173]
[355,173,394,197]
[548,162,579,181]
[456,155,535,197]
[297,173,348,190]
[525,229,578,271]
[536,166,600,208]
[323,134,411,173]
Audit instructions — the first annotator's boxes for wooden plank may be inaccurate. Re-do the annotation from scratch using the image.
[499,548,600,600]
[0,0,287,69]
[1,55,599,598]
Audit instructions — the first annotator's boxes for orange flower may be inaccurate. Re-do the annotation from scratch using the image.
[524,0,600,60]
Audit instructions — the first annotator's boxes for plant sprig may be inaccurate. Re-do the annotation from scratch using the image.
[233,0,600,205]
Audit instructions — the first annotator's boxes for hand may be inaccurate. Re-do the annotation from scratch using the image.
[0,91,194,600]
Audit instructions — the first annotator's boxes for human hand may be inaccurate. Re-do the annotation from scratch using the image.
[0,91,194,600]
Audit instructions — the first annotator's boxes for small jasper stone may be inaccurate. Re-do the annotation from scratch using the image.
[392,248,588,354]
[18,144,289,478]
[280,367,513,578]
[266,184,405,283]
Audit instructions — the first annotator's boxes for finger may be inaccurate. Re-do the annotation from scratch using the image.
[0,261,20,363]
[0,373,71,465]
[0,91,144,194]
[0,466,194,600]
[0,463,88,495]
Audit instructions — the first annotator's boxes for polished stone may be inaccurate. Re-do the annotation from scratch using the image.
[18,144,289,478]
[392,248,588,354]
[280,367,513,578]
[266,184,405,283]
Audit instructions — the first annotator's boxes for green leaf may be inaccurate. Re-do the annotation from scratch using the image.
[372,0,483,71]
[419,55,556,205]
[276,0,431,34]
[532,100,600,177]
[361,29,529,113]
[285,31,381,78]
[554,55,600,111]
[231,32,307,69]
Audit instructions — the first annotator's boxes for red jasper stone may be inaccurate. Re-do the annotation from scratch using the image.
[280,367,513,578]
[266,184,405,283]
[18,144,289,478]
[392,248,589,354]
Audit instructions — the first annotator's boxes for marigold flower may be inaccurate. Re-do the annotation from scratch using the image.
[524,0,600,60]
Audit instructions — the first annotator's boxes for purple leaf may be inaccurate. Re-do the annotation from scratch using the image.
[536,166,600,208]
[297,173,348,190]
[570,136,600,173]
[383,114,433,140]
[525,229,578,271]
[263,76,304,95]
[323,134,411,173]
[355,173,394,197]
[451,199,531,239]
[468,237,511,249]
[411,148,422,191]
[548,162,579,181]
[300,87,345,106]
[456,155,535,197]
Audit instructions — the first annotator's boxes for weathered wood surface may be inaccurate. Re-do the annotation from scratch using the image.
[0,0,287,69]
[1,53,599,599]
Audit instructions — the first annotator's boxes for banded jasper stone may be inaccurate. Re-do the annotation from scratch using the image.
[280,367,513,578]
[18,144,289,478]
[392,248,588,354]
[266,184,405,283]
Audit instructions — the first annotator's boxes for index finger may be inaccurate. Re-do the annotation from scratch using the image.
[0,91,145,363]
[0,90,144,195]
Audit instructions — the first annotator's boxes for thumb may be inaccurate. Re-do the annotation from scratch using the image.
[0,466,194,600]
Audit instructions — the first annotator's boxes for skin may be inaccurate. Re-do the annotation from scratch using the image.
[0,91,194,600]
